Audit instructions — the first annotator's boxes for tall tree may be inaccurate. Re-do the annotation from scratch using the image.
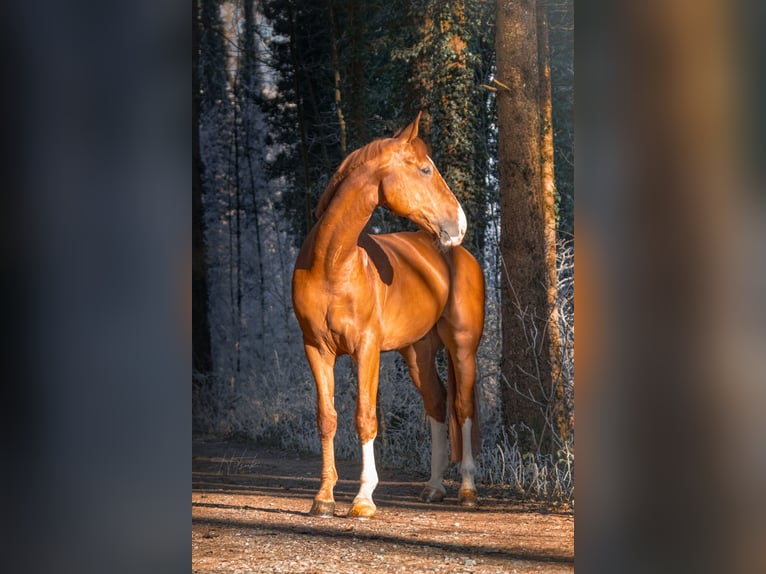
[549,0,574,237]
[262,0,341,241]
[327,0,347,155]
[193,0,212,376]
[195,0,235,426]
[536,0,569,442]
[237,0,269,341]
[343,0,369,148]
[496,0,565,452]
[408,0,491,255]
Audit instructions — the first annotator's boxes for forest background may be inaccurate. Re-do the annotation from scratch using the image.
[192,0,574,500]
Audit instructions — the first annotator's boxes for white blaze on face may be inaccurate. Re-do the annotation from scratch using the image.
[456,203,467,243]
[426,156,467,247]
[440,203,467,247]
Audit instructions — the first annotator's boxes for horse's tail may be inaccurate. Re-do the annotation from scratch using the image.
[447,355,481,463]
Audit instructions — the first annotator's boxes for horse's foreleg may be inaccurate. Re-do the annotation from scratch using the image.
[348,345,380,518]
[304,344,338,517]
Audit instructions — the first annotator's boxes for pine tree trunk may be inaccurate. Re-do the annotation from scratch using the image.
[240,2,267,342]
[346,0,368,147]
[327,0,347,155]
[496,0,561,453]
[192,0,212,375]
[537,0,569,443]
[287,3,313,233]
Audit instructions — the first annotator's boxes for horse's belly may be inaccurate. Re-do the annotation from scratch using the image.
[378,288,446,351]
[379,318,439,351]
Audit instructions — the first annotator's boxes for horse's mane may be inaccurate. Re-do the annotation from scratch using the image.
[314,138,391,218]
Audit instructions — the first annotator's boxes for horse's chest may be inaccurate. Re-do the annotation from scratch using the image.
[325,287,378,333]
[296,278,378,350]
[299,299,372,357]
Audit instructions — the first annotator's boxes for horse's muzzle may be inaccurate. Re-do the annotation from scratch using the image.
[438,204,467,247]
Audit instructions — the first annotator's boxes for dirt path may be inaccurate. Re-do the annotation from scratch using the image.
[192,439,574,573]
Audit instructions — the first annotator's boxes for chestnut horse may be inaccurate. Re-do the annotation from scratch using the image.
[292,113,485,518]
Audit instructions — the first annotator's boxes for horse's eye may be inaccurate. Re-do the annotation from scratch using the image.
[420,166,432,175]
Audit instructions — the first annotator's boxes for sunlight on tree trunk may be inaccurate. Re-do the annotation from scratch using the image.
[496,0,564,453]
[537,0,569,444]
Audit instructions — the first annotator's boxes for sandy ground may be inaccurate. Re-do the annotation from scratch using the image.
[192,439,574,573]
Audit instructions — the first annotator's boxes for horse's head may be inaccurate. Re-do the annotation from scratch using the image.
[378,113,467,248]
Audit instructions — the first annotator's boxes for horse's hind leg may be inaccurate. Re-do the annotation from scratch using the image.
[400,330,449,503]
[444,346,479,507]
[438,247,485,507]
[304,343,339,517]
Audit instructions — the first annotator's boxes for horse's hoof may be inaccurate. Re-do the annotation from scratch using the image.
[347,499,376,519]
[458,489,478,508]
[420,486,446,503]
[309,499,336,517]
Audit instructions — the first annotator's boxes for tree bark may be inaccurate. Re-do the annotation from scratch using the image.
[287,2,313,233]
[537,0,569,443]
[240,1,267,340]
[346,0,368,147]
[496,0,561,453]
[192,0,212,375]
[327,0,347,155]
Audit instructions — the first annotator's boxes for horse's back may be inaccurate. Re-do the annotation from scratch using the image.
[364,229,442,265]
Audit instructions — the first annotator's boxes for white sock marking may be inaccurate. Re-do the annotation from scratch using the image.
[460,418,476,492]
[428,417,448,493]
[356,438,379,502]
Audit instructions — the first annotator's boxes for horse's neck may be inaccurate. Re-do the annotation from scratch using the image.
[313,173,378,272]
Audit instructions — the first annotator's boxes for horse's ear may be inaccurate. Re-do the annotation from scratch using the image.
[397,111,422,143]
